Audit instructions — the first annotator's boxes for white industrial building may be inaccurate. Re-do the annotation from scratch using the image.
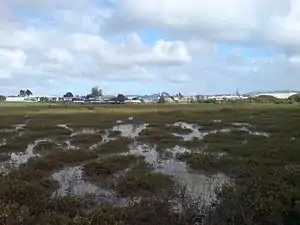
[253,92,298,99]
[5,96,26,102]
[5,95,62,102]
[205,95,249,101]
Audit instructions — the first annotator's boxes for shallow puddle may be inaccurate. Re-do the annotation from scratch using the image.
[156,159,228,205]
[165,145,192,158]
[52,166,104,197]
[57,124,74,132]
[64,140,79,150]
[236,126,269,137]
[14,123,27,136]
[232,122,251,127]
[126,143,229,205]
[0,139,54,174]
[9,139,52,167]
[112,123,148,138]
[0,138,6,147]
[89,130,117,150]
[0,128,15,133]
[127,143,159,165]
[101,130,117,143]
[171,122,204,141]
[204,126,269,138]
[71,128,98,137]
[52,166,128,205]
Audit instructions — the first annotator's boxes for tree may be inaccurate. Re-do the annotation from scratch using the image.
[288,94,300,103]
[25,89,33,96]
[19,90,26,97]
[91,86,103,98]
[0,95,5,101]
[115,94,127,103]
[178,92,184,99]
[91,86,99,97]
[63,92,74,98]
[158,95,166,103]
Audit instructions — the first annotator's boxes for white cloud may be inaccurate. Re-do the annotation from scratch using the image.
[0,0,299,95]
[104,0,300,48]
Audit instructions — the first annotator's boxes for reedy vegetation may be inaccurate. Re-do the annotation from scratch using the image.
[0,103,300,224]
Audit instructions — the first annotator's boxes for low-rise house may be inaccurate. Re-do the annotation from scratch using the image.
[63,97,73,102]
[72,97,85,103]
[24,96,39,102]
[102,95,116,101]
[5,96,25,102]
[6,95,63,102]
[205,94,249,101]
[139,95,159,103]
[38,96,62,102]
[125,97,143,104]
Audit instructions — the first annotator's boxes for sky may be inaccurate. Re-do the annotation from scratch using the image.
[0,0,300,96]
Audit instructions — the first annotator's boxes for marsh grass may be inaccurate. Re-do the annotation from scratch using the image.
[97,137,133,154]
[203,130,251,154]
[74,197,193,225]
[177,152,237,175]
[0,126,70,154]
[0,148,102,223]
[107,130,122,138]
[0,130,17,139]
[115,163,175,198]
[0,127,71,155]
[10,149,100,182]
[33,141,62,154]
[0,153,10,161]
[179,137,204,150]
[0,104,300,224]
[83,155,143,186]
[137,126,183,150]
[70,133,103,148]
[165,125,193,134]
[205,165,300,225]
[27,124,72,137]
[0,136,32,153]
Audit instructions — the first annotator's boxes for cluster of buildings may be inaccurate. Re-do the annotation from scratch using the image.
[3,91,299,104]
[4,94,158,104]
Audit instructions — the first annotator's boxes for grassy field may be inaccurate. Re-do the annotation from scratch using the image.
[0,102,300,224]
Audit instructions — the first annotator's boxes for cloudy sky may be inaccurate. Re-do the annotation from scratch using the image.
[0,0,300,96]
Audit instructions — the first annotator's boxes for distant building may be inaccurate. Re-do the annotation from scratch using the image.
[205,94,249,101]
[5,96,25,102]
[253,92,298,99]
[6,95,63,102]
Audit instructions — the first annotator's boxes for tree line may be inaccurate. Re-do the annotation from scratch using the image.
[63,86,127,103]
[19,89,33,97]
